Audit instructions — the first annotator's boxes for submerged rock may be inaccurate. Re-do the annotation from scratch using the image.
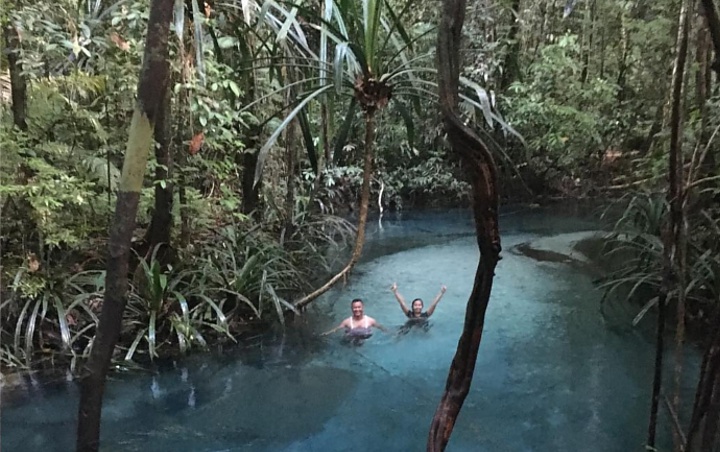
[511,230,607,269]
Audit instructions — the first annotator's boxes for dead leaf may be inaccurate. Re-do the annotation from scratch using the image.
[109,32,130,52]
[189,132,204,155]
[27,253,40,272]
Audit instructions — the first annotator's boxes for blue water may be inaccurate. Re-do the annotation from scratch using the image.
[0,207,691,451]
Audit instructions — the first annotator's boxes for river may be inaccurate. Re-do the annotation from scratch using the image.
[0,207,691,451]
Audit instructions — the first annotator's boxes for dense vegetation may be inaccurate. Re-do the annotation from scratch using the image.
[0,0,720,450]
[0,0,717,358]
[3,0,720,448]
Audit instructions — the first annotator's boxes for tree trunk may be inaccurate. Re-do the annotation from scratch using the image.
[700,0,720,74]
[599,27,605,79]
[283,62,298,242]
[647,291,667,449]
[428,0,501,448]
[75,1,173,451]
[580,0,595,85]
[616,13,630,103]
[697,17,710,114]
[647,0,691,450]
[686,309,720,450]
[321,96,332,165]
[293,111,376,310]
[499,0,521,91]
[668,1,690,450]
[4,21,27,131]
[240,144,261,218]
[144,81,174,256]
[239,73,261,220]
[696,14,717,172]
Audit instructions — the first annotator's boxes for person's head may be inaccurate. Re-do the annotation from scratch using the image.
[411,298,424,315]
[351,299,364,318]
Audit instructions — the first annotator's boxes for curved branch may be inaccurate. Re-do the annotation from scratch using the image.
[427,0,501,449]
[294,111,376,310]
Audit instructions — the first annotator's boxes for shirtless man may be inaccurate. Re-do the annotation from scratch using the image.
[322,299,387,342]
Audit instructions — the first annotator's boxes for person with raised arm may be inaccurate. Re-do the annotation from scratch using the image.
[390,282,447,333]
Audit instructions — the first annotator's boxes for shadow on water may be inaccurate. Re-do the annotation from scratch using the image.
[1,205,696,452]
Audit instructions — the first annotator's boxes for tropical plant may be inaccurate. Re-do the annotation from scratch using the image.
[0,265,105,370]
[598,193,667,320]
[231,0,507,308]
[122,246,231,361]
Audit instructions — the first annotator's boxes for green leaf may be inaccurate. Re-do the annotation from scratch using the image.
[298,108,317,173]
[254,85,334,186]
[460,76,493,127]
[125,328,147,361]
[228,80,241,98]
[53,295,71,349]
[148,310,157,359]
[363,0,383,73]
[217,36,238,49]
[191,0,206,84]
[276,6,299,43]
[174,0,185,40]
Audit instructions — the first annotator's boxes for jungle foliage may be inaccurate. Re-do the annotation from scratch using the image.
[2,0,720,450]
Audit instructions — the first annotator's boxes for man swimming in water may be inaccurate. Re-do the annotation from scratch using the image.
[391,282,447,334]
[321,299,387,344]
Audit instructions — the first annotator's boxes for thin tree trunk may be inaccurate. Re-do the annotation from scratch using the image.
[700,0,720,73]
[293,111,376,310]
[283,59,297,242]
[499,0,521,91]
[178,185,190,246]
[696,15,717,172]
[668,1,691,450]
[428,0,501,448]
[321,97,331,166]
[700,376,720,450]
[649,0,691,449]
[616,13,630,103]
[647,291,667,449]
[4,21,27,131]
[580,0,595,85]
[697,17,710,114]
[533,0,549,60]
[599,27,605,79]
[239,67,261,220]
[240,141,261,218]
[75,1,173,451]
[686,307,720,450]
[145,80,174,256]
[283,121,297,241]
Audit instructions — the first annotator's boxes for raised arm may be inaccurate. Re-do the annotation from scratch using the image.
[390,282,410,314]
[425,285,447,317]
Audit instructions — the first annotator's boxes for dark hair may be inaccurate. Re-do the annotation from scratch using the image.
[412,298,424,307]
[351,298,364,305]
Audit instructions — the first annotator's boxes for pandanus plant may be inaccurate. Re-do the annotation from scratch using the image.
[225,0,506,308]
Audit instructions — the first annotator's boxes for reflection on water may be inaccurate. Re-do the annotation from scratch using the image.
[1,207,692,451]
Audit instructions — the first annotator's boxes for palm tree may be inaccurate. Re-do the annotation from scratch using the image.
[228,0,505,308]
